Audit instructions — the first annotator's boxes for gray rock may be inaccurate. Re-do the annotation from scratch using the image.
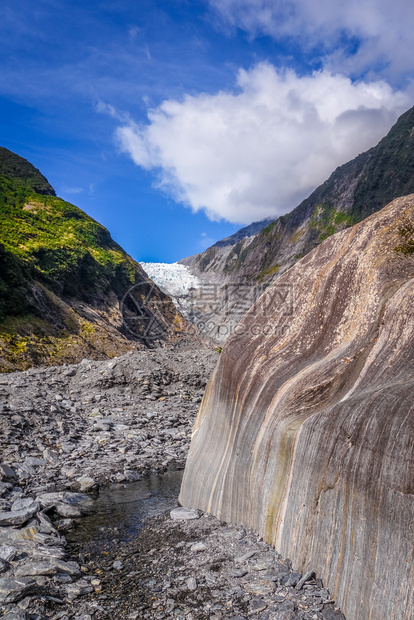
[250,598,267,613]
[279,600,296,612]
[11,498,39,513]
[1,609,28,620]
[170,507,201,520]
[37,511,58,535]
[23,457,46,468]
[281,572,302,587]
[186,577,197,590]
[0,465,16,482]
[36,492,66,509]
[71,476,98,493]
[64,579,94,599]
[0,577,36,603]
[235,550,258,563]
[0,505,39,527]
[295,570,315,590]
[43,448,60,464]
[54,503,82,518]
[15,560,59,577]
[0,482,12,497]
[112,560,123,571]
[0,545,17,562]
[228,569,248,578]
[55,559,81,576]
[322,611,346,620]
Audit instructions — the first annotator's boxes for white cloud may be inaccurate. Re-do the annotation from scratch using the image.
[116,63,408,224]
[207,0,414,84]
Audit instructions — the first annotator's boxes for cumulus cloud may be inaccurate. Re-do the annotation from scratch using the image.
[207,0,414,84]
[116,63,408,224]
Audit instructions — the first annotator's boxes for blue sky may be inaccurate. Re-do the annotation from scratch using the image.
[1,0,413,262]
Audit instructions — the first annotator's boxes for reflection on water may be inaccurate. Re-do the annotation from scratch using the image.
[68,469,183,546]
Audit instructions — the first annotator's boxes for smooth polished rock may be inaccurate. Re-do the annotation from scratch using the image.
[180,195,414,620]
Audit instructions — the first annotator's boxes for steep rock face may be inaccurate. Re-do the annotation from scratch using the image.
[182,105,414,285]
[179,195,414,620]
[180,217,272,282]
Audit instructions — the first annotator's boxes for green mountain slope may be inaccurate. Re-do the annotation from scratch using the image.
[0,149,186,371]
[184,105,414,283]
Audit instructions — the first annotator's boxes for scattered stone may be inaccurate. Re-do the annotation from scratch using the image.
[71,476,98,493]
[0,505,40,526]
[249,598,267,614]
[23,457,46,468]
[229,569,248,578]
[281,572,302,587]
[0,464,17,482]
[1,609,28,619]
[0,577,36,603]
[0,345,348,620]
[0,546,17,562]
[322,610,346,620]
[43,448,60,464]
[0,482,12,497]
[15,560,59,577]
[170,507,201,520]
[295,570,315,590]
[64,579,94,599]
[186,577,197,590]
[236,550,258,563]
[11,498,39,513]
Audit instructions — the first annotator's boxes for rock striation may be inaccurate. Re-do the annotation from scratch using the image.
[179,195,414,620]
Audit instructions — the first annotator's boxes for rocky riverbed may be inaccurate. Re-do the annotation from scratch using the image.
[0,343,346,619]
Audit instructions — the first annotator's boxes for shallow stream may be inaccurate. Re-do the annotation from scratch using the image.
[68,469,183,549]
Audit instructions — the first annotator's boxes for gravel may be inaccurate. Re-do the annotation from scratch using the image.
[0,342,346,619]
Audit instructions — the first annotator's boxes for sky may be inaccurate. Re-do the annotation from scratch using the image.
[1,0,413,262]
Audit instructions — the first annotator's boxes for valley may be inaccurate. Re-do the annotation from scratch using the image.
[1,106,414,620]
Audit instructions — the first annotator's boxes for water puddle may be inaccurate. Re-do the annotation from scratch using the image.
[68,469,183,548]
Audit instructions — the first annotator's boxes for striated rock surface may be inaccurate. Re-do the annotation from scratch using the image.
[180,195,414,620]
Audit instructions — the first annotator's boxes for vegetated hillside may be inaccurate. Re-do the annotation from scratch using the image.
[180,194,414,620]
[0,146,56,199]
[183,105,414,284]
[0,148,187,371]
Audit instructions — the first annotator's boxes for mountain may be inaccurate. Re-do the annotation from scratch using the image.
[0,147,56,198]
[183,105,414,284]
[0,148,187,371]
[179,217,273,277]
[180,194,414,620]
